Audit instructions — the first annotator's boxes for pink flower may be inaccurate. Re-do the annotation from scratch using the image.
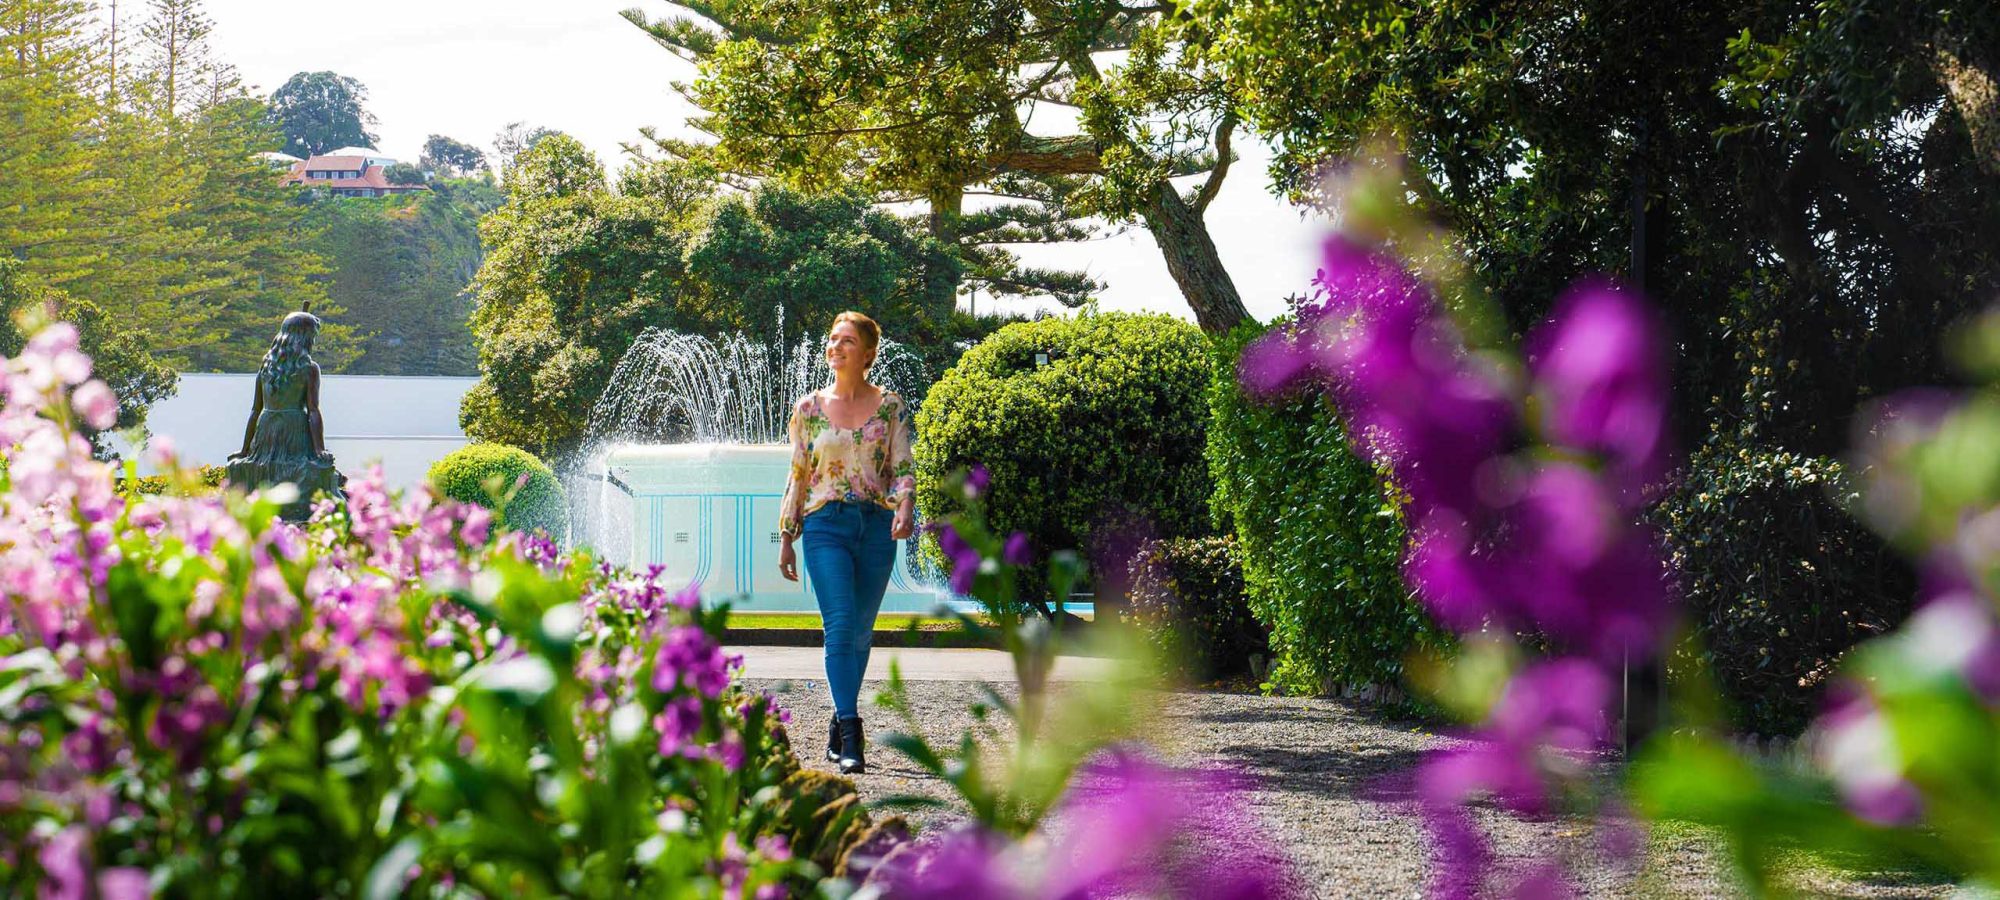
[94,868,151,900]
[71,380,118,430]
[38,826,91,900]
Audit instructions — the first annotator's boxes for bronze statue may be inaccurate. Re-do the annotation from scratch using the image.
[226,307,345,520]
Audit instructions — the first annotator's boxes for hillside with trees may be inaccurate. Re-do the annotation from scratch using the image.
[0,0,356,426]
[301,177,503,376]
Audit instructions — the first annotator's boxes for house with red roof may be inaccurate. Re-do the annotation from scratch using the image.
[280,148,429,198]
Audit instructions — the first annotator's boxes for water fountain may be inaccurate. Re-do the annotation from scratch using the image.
[567,327,957,613]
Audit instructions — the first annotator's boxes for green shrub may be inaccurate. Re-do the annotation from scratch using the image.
[427,442,568,538]
[115,464,227,498]
[1126,536,1269,683]
[914,312,1214,613]
[1206,320,1443,694]
[1654,444,1915,736]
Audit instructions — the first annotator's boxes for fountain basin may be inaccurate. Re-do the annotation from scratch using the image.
[588,442,959,613]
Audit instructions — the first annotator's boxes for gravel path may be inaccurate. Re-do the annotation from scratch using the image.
[749,677,1951,897]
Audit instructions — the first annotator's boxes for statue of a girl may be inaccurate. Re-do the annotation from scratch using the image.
[226,306,345,520]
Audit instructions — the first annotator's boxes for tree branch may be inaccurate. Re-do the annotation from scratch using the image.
[986,134,1103,175]
[1191,109,1236,215]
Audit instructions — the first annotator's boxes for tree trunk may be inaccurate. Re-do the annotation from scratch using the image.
[1139,181,1249,333]
[927,183,962,243]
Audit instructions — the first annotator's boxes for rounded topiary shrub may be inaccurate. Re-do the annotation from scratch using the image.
[427,443,568,539]
[1207,320,1443,695]
[914,313,1214,612]
[1654,444,1915,737]
[1126,536,1269,683]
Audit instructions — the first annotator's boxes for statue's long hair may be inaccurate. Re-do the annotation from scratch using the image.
[260,310,321,393]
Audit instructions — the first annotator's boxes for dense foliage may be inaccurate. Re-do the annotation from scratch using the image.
[303,178,502,375]
[426,442,567,540]
[1208,320,1438,694]
[462,138,965,458]
[1183,0,2000,456]
[420,134,488,177]
[625,0,1251,330]
[0,0,354,414]
[1125,536,1268,683]
[1634,314,2000,892]
[1654,445,1915,736]
[914,313,1213,615]
[0,260,177,437]
[268,69,378,156]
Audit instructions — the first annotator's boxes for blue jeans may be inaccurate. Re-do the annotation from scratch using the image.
[800,501,897,718]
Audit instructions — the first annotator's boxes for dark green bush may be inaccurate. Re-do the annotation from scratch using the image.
[914,313,1213,614]
[427,443,568,539]
[1126,536,1269,683]
[1207,320,1443,694]
[1654,444,1915,736]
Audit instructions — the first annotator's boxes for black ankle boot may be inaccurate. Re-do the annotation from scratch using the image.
[826,717,841,763]
[837,716,866,775]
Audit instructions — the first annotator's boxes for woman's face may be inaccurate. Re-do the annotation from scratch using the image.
[825,322,874,374]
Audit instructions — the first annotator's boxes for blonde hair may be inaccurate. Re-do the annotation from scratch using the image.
[831,311,881,355]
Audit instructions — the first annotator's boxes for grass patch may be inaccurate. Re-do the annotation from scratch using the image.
[1639,818,1956,897]
[725,612,978,632]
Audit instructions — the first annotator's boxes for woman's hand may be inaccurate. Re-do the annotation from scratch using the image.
[779,537,799,582]
[892,507,914,540]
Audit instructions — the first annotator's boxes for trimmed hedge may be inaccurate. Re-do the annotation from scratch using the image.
[1126,536,1268,683]
[1207,320,1443,694]
[914,312,1214,611]
[427,443,568,539]
[1654,444,1916,736]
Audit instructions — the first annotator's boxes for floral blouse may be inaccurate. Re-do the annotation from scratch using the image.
[777,389,916,536]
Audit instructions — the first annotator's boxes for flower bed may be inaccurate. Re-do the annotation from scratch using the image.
[0,324,871,897]
[0,323,1296,899]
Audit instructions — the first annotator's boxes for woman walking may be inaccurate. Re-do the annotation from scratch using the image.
[777,311,916,775]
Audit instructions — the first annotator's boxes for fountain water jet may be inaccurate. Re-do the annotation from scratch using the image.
[566,327,956,613]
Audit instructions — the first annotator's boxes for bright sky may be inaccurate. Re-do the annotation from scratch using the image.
[202,0,1323,323]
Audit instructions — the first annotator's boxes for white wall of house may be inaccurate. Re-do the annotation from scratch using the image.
[113,373,478,488]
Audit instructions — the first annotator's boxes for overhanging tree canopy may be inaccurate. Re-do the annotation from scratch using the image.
[1183,0,2000,453]
[624,0,1253,332]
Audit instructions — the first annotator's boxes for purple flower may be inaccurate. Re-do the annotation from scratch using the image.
[1002,532,1033,567]
[964,465,991,499]
[1414,660,1610,897]
[1507,862,1579,900]
[61,714,115,775]
[1497,464,1672,662]
[655,695,704,757]
[1528,281,1672,500]
[1040,753,1293,900]
[653,625,730,698]
[876,826,1013,900]
[38,826,90,900]
[1239,328,1316,397]
[936,524,982,595]
[1418,802,1490,900]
